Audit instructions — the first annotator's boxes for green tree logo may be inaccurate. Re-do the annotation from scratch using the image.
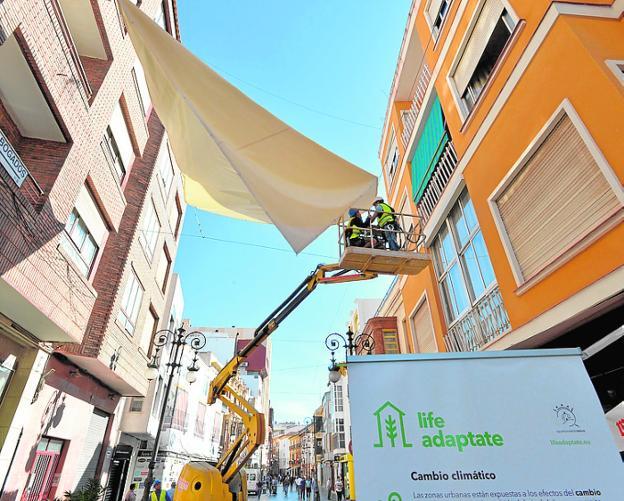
[388,493,402,501]
[373,401,412,448]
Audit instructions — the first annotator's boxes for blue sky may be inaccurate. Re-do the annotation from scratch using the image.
[174,0,411,421]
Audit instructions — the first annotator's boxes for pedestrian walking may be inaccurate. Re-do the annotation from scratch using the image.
[312,476,320,501]
[124,483,136,501]
[166,481,176,501]
[305,477,312,499]
[326,478,332,500]
[334,477,344,501]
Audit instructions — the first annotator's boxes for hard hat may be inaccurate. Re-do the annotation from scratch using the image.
[348,208,358,217]
[153,480,162,486]
[373,196,384,203]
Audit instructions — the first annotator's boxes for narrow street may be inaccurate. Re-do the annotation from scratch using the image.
[257,489,330,501]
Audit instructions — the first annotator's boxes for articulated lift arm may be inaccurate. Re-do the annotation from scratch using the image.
[209,263,377,485]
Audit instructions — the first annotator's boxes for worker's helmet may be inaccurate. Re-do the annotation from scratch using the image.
[373,196,384,204]
[348,208,358,217]
[153,480,161,487]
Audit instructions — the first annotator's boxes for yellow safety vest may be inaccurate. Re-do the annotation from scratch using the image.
[347,217,361,239]
[377,202,395,227]
[151,491,167,501]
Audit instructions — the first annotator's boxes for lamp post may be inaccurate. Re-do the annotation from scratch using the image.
[325,328,375,384]
[142,326,207,501]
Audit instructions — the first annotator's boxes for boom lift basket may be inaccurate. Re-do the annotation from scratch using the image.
[337,208,430,276]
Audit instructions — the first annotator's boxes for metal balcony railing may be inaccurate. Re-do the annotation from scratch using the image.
[416,141,459,224]
[337,208,426,257]
[45,0,92,108]
[444,286,511,352]
[401,63,432,148]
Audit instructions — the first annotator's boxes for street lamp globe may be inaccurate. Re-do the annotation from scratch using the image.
[328,366,341,384]
[186,368,199,384]
[146,364,159,381]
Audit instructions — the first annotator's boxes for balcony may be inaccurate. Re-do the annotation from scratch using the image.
[444,286,511,352]
[416,140,458,224]
[45,0,92,107]
[401,63,432,147]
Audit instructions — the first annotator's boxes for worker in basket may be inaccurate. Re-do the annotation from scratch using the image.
[369,196,401,251]
[345,209,376,248]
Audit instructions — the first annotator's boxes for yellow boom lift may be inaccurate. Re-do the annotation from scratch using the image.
[174,264,376,500]
[175,214,430,500]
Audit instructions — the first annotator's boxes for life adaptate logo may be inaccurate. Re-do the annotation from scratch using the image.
[388,492,402,501]
[554,404,579,428]
[373,401,412,448]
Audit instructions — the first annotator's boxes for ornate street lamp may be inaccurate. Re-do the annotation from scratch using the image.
[142,326,207,501]
[324,328,374,384]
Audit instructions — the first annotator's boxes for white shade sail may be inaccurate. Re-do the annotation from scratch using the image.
[119,0,377,253]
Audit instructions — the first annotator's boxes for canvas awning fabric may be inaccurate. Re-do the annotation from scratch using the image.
[119,0,377,253]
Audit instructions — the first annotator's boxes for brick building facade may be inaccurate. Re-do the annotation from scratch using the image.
[0,0,186,499]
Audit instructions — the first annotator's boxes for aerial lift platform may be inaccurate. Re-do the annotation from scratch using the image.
[337,208,430,276]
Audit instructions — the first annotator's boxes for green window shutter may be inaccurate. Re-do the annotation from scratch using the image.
[411,96,448,203]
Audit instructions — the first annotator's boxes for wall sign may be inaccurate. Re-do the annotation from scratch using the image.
[348,349,623,501]
[0,128,29,187]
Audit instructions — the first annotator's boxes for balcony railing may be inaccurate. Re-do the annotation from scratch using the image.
[444,286,511,352]
[416,141,458,224]
[401,63,432,147]
[45,0,92,108]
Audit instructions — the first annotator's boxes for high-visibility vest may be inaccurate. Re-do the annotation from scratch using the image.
[347,217,362,239]
[151,491,167,501]
[377,202,395,227]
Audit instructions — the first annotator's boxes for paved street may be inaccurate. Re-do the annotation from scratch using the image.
[256,487,331,501]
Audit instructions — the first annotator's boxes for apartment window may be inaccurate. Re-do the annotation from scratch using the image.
[333,384,343,412]
[102,127,125,182]
[606,60,624,85]
[433,189,495,323]
[491,111,622,283]
[158,144,175,195]
[170,194,183,239]
[427,0,452,39]
[155,245,172,293]
[139,201,160,262]
[382,329,400,354]
[62,209,99,277]
[335,418,345,449]
[154,1,169,32]
[0,355,17,405]
[172,388,189,431]
[385,128,399,181]
[140,306,158,355]
[131,68,146,117]
[195,403,207,438]
[130,398,144,412]
[118,269,144,334]
[451,0,517,115]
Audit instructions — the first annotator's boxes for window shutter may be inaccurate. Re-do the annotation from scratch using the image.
[412,300,436,353]
[74,409,109,490]
[496,114,622,280]
[74,185,107,244]
[453,0,505,94]
[110,102,134,169]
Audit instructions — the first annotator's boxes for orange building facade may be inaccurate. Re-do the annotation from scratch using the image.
[377,0,624,439]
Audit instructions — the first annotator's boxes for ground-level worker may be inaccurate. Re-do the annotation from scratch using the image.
[370,196,400,251]
[150,480,171,501]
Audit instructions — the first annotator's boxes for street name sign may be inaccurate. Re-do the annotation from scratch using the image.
[348,349,623,501]
[0,128,29,187]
